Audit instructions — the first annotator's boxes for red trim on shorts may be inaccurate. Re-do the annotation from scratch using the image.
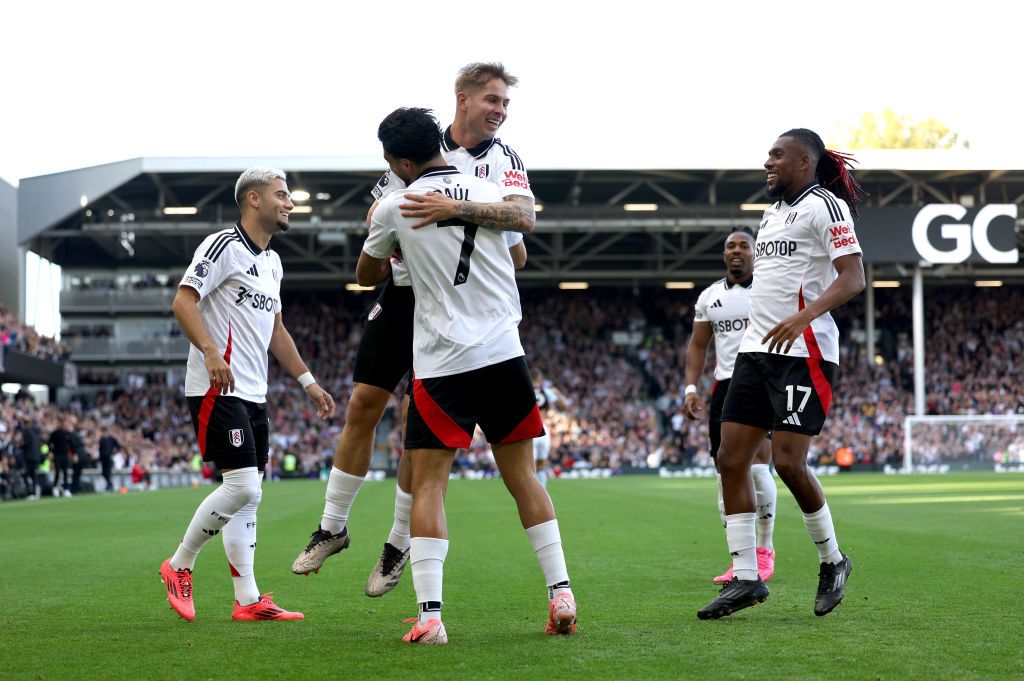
[197,324,233,456]
[499,403,544,444]
[412,379,472,448]
[805,358,833,415]
[711,379,719,396]
[797,286,824,360]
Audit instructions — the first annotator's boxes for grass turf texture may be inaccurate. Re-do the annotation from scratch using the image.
[1,473,1022,680]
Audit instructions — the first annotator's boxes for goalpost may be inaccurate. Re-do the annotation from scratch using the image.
[902,414,1024,471]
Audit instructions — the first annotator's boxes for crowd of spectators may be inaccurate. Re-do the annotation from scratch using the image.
[3,284,1022,501]
[0,304,71,361]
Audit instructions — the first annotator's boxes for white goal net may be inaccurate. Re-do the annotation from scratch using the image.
[902,415,1024,471]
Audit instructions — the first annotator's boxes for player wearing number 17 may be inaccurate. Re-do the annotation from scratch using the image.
[698,129,867,620]
[358,108,576,644]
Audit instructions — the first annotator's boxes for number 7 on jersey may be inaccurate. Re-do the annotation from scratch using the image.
[438,218,479,286]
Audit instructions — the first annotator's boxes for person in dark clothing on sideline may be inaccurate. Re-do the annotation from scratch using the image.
[20,419,43,498]
[48,419,74,497]
[98,426,121,492]
[70,425,92,494]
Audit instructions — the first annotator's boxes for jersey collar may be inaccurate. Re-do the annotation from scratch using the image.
[725,275,753,289]
[442,125,496,159]
[783,182,820,207]
[416,165,460,181]
[234,221,263,255]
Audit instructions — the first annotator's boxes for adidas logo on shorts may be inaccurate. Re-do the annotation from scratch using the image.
[782,412,802,426]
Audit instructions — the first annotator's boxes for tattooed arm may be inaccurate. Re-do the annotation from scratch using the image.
[398,193,536,233]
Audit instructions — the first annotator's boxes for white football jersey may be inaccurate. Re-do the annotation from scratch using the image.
[739,183,862,363]
[370,125,529,286]
[693,277,751,380]
[363,166,524,378]
[179,222,283,402]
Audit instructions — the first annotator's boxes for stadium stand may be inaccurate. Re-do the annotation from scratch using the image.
[2,157,1022,500]
[0,304,71,361]
[4,283,1022,502]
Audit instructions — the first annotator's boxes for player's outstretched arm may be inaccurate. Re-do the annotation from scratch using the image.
[683,321,713,419]
[172,286,235,395]
[762,253,866,354]
[269,313,336,419]
[400,193,536,233]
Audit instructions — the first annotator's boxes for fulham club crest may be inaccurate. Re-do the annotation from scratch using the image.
[786,212,798,226]
[475,164,489,178]
[368,302,383,320]
[229,429,244,448]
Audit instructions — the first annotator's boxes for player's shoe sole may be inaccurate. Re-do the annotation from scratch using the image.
[365,543,410,597]
[291,527,350,575]
[402,618,447,644]
[233,593,304,621]
[697,577,769,620]
[159,558,195,622]
[545,592,577,635]
[814,553,852,616]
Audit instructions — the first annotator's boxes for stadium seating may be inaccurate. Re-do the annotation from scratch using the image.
[2,286,1021,499]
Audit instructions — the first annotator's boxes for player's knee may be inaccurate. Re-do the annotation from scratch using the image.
[772,456,807,484]
[715,447,748,477]
[346,386,389,429]
[221,467,261,507]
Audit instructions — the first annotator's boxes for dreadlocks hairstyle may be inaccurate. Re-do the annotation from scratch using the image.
[781,128,869,218]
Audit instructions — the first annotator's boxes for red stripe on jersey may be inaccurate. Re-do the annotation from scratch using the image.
[197,388,218,456]
[197,324,233,456]
[797,286,824,360]
[499,403,544,444]
[805,358,833,415]
[412,379,472,449]
[223,321,233,363]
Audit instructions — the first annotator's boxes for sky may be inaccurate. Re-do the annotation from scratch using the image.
[2,0,1022,185]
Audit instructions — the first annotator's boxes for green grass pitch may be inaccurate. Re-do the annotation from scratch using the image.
[2,473,1022,680]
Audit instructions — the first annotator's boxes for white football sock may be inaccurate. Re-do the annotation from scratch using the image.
[526,519,570,596]
[715,473,727,528]
[171,467,260,571]
[386,486,412,551]
[751,464,777,551]
[725,512,758,581]
[223,474,263,606]
[321,467,364,535]
[410,537,448,624]
[803,503,843,564]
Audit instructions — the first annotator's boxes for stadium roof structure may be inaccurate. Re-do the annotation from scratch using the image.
[18,154,1024,286]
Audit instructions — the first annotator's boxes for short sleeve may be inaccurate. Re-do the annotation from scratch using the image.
[503,231,524,247]
[814,196,863,261]
[693,287,711,322]
[492,142,535,200]
[179,233,233,300]
[363,199,399,260]
[370,170,407,202]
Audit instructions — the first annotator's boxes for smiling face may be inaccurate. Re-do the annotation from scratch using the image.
[249,178,294,232]
[457,77,510,145]
[723,231,754,281]
[764,135,814,200]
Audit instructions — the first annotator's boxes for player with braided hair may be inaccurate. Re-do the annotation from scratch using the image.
[698,128,866,620]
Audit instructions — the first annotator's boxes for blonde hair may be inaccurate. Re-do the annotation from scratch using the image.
[454,62,518,95]
[234,167,286,207]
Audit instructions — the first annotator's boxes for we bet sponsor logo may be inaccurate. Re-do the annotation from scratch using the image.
[502,170,530,190]
[828,224,858,249]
